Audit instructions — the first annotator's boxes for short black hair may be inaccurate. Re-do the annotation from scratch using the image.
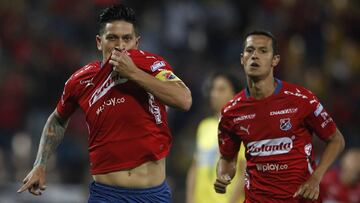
[243,30,279,55]
[98,4,138,35]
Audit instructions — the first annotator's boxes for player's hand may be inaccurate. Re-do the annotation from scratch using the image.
[110,48,139,79]
[17,165,47,196]
[293,174,321,200]
[214,174,232,194]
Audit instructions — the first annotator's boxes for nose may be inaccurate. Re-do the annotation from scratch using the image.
[251,50,259,59]
[115,40,126,51]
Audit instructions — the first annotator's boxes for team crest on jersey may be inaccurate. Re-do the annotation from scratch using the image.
[280,118,292,131]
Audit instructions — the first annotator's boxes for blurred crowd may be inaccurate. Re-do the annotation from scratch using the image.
[0,0,359,202]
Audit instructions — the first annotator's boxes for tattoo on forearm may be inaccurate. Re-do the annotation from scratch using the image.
[34,112,69,167]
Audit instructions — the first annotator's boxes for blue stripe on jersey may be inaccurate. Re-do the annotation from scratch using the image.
[245,78,282,98]
[274,78,282,94]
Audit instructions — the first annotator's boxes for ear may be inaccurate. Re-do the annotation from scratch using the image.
[96,35,102,51]
[135,36,141,49]
[240,53,244,66]
[271,54,280,67]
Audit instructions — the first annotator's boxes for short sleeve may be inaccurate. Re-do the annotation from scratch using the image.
[304,93,337,141]
[129,50,181,82]
[56,76,78,118]
[218,114,241,159]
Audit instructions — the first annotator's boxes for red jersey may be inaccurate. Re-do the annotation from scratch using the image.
[56,49,174,174]
[218,79,337,202]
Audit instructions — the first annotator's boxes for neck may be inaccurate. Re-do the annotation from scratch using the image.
[247,75,277,100]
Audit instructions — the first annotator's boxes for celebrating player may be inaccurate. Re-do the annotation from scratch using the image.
[214,30,345,202]
[17,4,192,202]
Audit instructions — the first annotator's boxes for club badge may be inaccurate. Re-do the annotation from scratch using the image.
[280,118,292,131]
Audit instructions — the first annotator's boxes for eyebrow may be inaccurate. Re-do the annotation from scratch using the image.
[246,46,268,49]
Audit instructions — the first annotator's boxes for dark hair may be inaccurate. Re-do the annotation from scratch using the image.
[210,72,242,94]
[98,4,138,35]
[243,30,279,55]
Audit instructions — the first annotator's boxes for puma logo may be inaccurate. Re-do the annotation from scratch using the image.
[240,125,250,135]
[85,82,94,88]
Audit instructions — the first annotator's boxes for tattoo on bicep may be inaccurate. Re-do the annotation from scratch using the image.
[34,113,68,166]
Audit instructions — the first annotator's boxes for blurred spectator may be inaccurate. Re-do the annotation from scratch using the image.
[320,148,360,203]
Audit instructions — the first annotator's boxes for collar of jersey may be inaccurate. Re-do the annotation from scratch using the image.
[245,78,282,99]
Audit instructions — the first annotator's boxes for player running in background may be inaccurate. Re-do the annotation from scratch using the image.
[214,30,345,203]
[186,72,246,203]
[17,4,192,202]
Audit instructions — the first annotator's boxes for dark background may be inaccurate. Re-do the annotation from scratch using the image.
[0,0,359,202]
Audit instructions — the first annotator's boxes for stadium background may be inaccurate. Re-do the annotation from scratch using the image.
[0,0,359,202]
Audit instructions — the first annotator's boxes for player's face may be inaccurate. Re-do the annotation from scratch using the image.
[210,76,235,113]
[96,20,140,62]
[241,35,280,80]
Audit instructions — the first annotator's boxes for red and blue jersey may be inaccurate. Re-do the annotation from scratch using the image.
[218,79,337,202]
[56,49,175,175]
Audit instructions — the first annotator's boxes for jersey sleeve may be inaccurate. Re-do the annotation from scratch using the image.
[129,50,181,82]
[56,76,78,118]
[218,113,241,159]
[303,92,337,141]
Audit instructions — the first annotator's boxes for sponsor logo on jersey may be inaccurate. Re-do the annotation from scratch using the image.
[247,137,293,156]
[239,125,250,135]
[233,113,256,122]
[321,117,333,128]
[96,97,126,115]
[314,103,324,116]
[89,73,128,107]
[280,118,292,131]
[270,108,297,116]
[256,163,288,172]
[148,93,162,124]
[80,78,94,88]
[304,143,312,156]
[151,61,166,72]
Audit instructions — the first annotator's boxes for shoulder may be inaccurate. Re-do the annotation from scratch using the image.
[66,61,100,85]
[127,49,173,72]
[280,81,318,103]
[222,90,246,116]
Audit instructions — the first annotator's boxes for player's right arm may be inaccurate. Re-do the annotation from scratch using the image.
[214,155,238,194]
[17,71,77,195]
[17,110,70,195]
[214,111,241,194]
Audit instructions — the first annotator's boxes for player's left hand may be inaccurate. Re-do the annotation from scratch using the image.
[293,174,321,200]
[110,48,139,79]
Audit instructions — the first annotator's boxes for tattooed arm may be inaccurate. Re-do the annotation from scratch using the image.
[17,110,70,195]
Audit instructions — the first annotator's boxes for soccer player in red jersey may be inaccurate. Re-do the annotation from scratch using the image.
[213,30,345,203]
[17,4,192,202]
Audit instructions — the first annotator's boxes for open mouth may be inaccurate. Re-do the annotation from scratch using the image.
[250,62,260,67]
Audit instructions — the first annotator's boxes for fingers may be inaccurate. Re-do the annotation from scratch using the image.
[293,184,319,200]
[17,178,36,193]
[214,178,231,194]
[18,177,47,196]
[29,184,42,196]
[214,180,227,193]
